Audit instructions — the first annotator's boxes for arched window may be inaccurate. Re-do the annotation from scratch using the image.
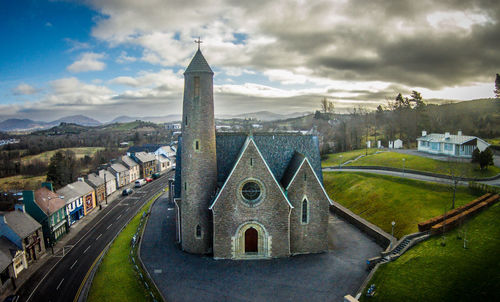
[195,225,202,239]
[194,140,200,151]
[301,199,308,224]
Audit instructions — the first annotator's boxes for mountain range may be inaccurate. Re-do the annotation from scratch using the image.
[0,111,308,132]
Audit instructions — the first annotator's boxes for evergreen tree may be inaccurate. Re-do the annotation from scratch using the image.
[479,148,494,170]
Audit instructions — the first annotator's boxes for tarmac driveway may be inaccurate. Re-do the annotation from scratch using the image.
[140,196,382,302]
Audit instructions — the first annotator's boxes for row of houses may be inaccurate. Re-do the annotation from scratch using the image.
[0,144,175,294]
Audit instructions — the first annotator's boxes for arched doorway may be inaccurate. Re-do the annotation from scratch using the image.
[233,221,270,259]
[245,227,258,253]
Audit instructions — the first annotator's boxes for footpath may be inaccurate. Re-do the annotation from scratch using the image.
[0,184,132,301]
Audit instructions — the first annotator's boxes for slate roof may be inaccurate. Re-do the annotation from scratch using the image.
[34,187,66,215]
[281,152,306,189]
[120,155,139,168]
[56,181,93,204]
[134,152,156,163]
[0,236,19,271]
[174,133,322,199]
[417,133,488,145]
[85,173,105,188]
[0,210,41,240]
[56,186,80,203]
[110,163,128,174]
[185,49,213,74]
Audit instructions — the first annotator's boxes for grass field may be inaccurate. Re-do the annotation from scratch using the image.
[344,151,500,178]
[22,147,105,163]
[323,172,479,238]
[0,175,46,191]
[361,201,500,302]
[87,191,164,302]
[321,149,381,167]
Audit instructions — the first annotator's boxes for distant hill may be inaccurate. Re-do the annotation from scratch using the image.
[221,111,309,121]
[108,114,182,124]
[0,115,102,132]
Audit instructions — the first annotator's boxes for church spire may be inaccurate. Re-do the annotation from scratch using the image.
[184,47,213,74]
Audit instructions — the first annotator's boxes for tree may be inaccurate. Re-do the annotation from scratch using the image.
[471,148,480,163]
[478,148,494,170]
[320,97,335,113]
[46,150,79,189]
[495,73,500,98]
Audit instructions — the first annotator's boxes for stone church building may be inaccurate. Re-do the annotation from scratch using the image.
[173,47,332,260]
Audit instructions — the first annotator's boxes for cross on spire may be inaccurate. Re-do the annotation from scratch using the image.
[194,37,203,50]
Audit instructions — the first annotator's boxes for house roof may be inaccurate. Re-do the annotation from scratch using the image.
[127,144,169,154]
[0,236,20,271]
[134,152,156,163]
[34,187,66,215]
[281,152,306,189]
[174,133,322,199]
[85,173,105,188]
[417,133,488,145]
[0,210,41,240]
[121,155,138,168]
[109,163,128,173]
[56,186,80,203]
[184,49,213,74]
[158,154,170,162]
[99,170,116,181]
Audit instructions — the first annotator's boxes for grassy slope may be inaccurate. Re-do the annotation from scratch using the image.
[0,175,46,191]
[21,147,105,163]
[88,193,162,302]
[323,172,479,238]
[345,151,500,178]
[321,149,381,167]
[361,202,500,302]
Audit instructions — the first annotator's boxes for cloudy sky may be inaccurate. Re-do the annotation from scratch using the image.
[1,0,498,122]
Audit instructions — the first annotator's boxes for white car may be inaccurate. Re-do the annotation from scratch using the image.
[134,179,146,187]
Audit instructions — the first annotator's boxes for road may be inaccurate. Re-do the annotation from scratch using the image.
[15,172,172,302]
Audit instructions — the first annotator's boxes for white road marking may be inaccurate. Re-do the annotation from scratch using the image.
[83,245,91,254]
[70,260,78,270]
[116,214,122,220]
[96,234,102,240]
[56,278,64,290]
[107,223,113,230]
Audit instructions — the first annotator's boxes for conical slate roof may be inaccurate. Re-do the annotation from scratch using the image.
[185,49,213,74]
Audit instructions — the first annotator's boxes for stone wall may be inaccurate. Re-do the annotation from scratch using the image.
[288,160,329,254]
[212,139,291,259]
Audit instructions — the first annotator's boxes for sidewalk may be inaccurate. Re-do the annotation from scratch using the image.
[0,183,132,300]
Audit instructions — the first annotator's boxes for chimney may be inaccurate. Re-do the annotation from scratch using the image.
[457,130,462,136]
[422,130,427,137]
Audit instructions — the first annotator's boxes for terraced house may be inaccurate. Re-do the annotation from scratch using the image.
[132,152,157,178]
[109,162,129,188]
[57,179,96,225]
[23,183,68,247]
[120,155,140,183]
[85,173,106,206]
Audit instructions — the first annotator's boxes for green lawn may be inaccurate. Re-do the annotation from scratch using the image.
[321,149,381,167]
[0,175,46,191]
[344,151,500,178]
[22,147,105,163]
[361,201,500,302]
[323,172,480,238]
[87,191,164,302]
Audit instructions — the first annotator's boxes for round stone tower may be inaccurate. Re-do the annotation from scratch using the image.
[180,48,217,254]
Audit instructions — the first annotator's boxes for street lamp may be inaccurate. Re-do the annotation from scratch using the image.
[339,155,343,168]
[390,221,396,249]
[402,158,406,176]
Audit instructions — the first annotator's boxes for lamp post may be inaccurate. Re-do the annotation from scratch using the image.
[391,221,396,249]
[339,155,343,168]
[402,158,406,176]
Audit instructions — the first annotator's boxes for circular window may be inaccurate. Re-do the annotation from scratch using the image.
[241,181,261,204]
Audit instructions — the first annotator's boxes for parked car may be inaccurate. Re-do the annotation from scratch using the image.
[135,179,146,187]
[152,172,161,179]
[122,188,133,196]
[145,177,153,183]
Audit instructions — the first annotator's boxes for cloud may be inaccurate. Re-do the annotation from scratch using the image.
[64,38,91,52]
[12,83,38,95]
[116,51,137,63]
[67,52,106,73]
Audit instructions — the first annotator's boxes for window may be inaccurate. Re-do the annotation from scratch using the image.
[302,199,308,224]
[444,143,453,151]
[241,181,262,204]
[184,182,187,191]
[250,158,253,166]
[194,76,200,97]
[195,225,202,239]
[195,140,200,151]
[304,173,307,181]
[185,116,188,126]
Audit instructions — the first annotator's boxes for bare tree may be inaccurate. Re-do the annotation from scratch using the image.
[320,97,335,113]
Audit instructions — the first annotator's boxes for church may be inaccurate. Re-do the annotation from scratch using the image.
[173,46,333,260]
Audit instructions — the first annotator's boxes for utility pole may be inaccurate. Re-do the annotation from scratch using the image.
[104,172,108,205]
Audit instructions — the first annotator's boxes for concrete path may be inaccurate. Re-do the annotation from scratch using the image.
[140,197,382,302]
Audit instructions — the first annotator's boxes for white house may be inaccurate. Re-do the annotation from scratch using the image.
[389,139,403,149]
[417,131,490,158]
[98,170,117,196]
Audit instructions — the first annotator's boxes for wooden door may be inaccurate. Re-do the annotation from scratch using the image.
[245,228,258,253]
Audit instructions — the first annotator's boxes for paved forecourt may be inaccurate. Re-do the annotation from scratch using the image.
[141,197,382,302]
